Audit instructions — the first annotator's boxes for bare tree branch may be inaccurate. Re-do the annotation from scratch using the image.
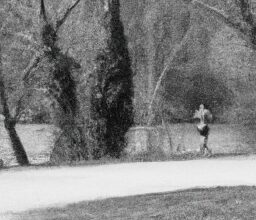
[56,0,81,32]
[147,26,194,126]
[193,0,246,32]
[1,48,45,121]
[0,47,11,120]
[192,0,256,49]
[22,49,45,83]
[13,93,25,121]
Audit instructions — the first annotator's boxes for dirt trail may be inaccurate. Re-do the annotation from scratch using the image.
[1,159,256,215]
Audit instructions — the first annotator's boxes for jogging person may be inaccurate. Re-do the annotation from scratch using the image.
[193,104,213,156]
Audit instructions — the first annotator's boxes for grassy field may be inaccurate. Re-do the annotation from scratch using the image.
[0,123,55,167]
[1,123,256,167]
[169,123,256,154]
[5,186,256,220]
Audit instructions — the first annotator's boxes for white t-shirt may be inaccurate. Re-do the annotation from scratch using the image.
[194,109,212,125]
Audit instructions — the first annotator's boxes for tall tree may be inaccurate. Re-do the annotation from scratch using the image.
[37,0,88,163]
[0,0,36,166]
[0,46,29,166]
[90,0,134,158]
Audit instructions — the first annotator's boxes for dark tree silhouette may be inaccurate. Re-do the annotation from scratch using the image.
[38,0,88,163]
[90,0,134,158]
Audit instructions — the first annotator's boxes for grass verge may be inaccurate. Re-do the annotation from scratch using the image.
[6,186,256,220]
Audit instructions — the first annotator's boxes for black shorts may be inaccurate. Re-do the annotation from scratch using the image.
[197,125,209,137]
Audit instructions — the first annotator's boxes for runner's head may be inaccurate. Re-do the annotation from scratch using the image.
[199,104,204,110]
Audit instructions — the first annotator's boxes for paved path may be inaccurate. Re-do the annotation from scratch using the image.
[1,159,256,214]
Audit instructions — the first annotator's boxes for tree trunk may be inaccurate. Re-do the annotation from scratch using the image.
[4,119,29,166]
[161,112,173,152]
[147,30,155,102]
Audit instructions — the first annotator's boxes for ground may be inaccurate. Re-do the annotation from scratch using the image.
[1,158,256,217]
[1,123,256,219]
